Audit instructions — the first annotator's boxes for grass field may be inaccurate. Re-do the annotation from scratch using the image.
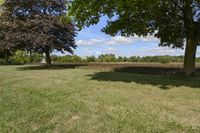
[0,65,200,132]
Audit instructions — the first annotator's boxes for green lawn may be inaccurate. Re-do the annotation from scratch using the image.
[0,65,200,133]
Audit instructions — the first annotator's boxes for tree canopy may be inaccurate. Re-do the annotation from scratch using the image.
[0,0,76,66]
[70,0,200,74]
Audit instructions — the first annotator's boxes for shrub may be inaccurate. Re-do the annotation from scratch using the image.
[10,50,30,64]
[30,53,43,63]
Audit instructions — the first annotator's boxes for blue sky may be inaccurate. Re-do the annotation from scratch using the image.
[74,17,200,57]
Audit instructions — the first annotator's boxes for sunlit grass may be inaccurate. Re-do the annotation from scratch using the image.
[0,65,200,132]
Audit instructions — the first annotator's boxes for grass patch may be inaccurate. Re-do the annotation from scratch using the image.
[0,65,200,132]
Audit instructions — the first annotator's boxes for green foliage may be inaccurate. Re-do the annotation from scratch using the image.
[0,0,76,66]
[2,52,198,65]
[86,56,96,62]
[70,0,200,73]
[160,56,171,64]
[140,56,183,63]
[30,53,44,63]
[1,52,192,64]
[98,54,116,62]
[70,0,200,48]
[10,50,30,65]
[70,55,82,62]
[129,56,141,62]
[0,50,44,65]
[48,54,188,64]
[52,55,83,63]
[0,0,3,6]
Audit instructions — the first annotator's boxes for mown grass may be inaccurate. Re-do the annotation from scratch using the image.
[0,65,200,133]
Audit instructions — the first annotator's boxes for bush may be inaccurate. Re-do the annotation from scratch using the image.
[31,53,43,63]
[10,50,30,64]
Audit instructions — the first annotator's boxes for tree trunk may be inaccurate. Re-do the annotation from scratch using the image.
[44,47,52,67]
[183,39,197,75]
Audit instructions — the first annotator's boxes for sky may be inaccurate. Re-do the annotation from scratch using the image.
[73,17,200,57]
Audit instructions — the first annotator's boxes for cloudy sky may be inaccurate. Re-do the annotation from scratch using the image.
[74,17,200,57]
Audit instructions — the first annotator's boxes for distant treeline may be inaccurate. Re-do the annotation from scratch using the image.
[52,54,200,64]
[1,51,200,65]
[52,54,186,64]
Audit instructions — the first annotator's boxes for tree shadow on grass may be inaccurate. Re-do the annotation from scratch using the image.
[16,64,87,71]
[17,64,200,89]
[87,67,200,89]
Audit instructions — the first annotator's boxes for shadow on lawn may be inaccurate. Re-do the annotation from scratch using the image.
[17,64,200,89]
[17,64,87,71]
[87,70,200,89]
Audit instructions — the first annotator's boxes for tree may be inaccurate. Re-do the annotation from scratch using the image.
[0,0,76,66]
[86,56,96,62]
[70,0,200,74]
[98,54,116,62]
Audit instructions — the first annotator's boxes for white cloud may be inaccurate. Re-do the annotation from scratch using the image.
[76,38,104,46]
[75,35,189,57]
[106,47,117,54]
[136,36,159,42]
[106,47,184,57]
[76,35,159,46]
[104,36,135,45]
[134,47,184,57]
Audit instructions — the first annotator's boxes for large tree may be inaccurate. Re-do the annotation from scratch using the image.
[70,0,200,75]
[0,0,76,66]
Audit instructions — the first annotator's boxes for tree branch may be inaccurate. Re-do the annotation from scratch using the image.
[169,0,184,11]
